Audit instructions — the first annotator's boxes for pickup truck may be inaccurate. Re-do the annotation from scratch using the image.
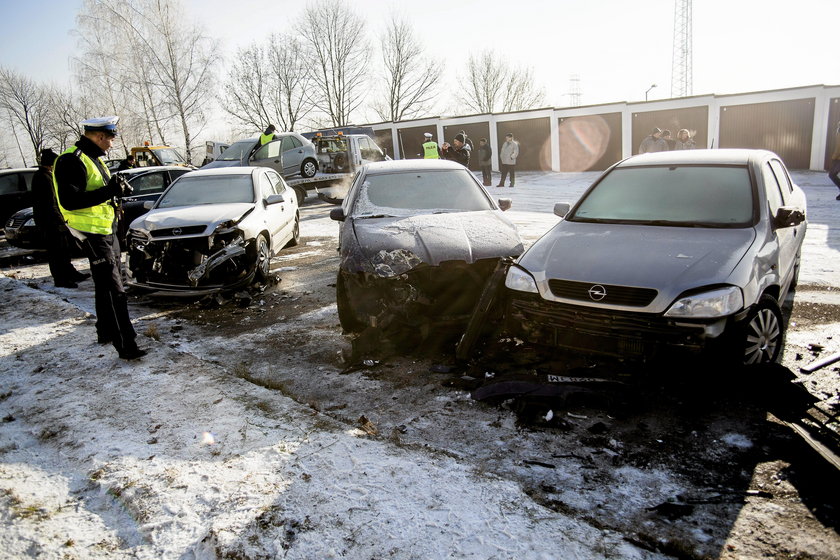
[299,132,389,204]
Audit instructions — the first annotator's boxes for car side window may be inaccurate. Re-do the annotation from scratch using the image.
[763,163,784,216]
[267,170,286,194]
[281,136,296,153]
[259,172,277,198]
[129,173,166,195]
[289,136,303,149]
[0,173,22,195]
[768,159,793,200]
[253,140,282,160]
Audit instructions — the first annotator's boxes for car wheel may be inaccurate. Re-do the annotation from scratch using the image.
[294,186,306,205]
[739,295,784,365]
[337,274,365,333]
[301,158,317,178]
[285,213,300,248]
[254,234,271,282]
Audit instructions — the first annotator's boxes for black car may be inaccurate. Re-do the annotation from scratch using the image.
[0,168,36,234]
[329,159,523,337]
[4,166,191,249]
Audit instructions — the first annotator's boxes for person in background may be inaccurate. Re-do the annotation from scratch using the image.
[662,129,676,150]
[117,154,135,171]
[441,133,470,167]
[53,116,147,361]
[422,132,440,159]
[260,124,276,146]
[32,148,90,289]
[828,121,840,201]
[638,127,668,153]
[497,133,519,187]
[477,138,492,186]
[675,129,695,150]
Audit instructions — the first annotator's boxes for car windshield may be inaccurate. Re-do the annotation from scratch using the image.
[151,148,186,165]
[352,169,495,217]
[570,165,754,227]
[156,175,255,208]
[216,140,255,161]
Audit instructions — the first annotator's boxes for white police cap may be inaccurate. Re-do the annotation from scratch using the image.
[424,132,432,138]
[81,116,119,136]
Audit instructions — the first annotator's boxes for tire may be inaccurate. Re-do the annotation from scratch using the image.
[337,274,365,333]
[294,186,306,205]
[333,153,347,171]
[285,213,300,248]
[254,234,271,283]
[738,295,784,365]
[301,158,317,178]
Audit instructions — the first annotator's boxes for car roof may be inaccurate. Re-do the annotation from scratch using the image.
[619,148,778,168]
[117,165,190,175]
[180,166,263,178]
[363,159,467,175]
[0,168,36,175]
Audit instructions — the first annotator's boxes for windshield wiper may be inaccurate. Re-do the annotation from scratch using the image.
[355,214,396,219]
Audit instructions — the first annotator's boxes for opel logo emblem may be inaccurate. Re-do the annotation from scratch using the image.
[588,285,607,301]
[172,227,182,236]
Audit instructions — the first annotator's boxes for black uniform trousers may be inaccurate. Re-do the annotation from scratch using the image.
[81,231,137,354]
[44,224,81,285]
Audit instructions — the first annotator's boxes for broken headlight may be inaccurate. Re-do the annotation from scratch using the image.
[664,286,743,319]
[505,266,538,293]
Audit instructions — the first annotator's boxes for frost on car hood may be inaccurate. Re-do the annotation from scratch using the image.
[350,212,524,277]
[131,203,253,232]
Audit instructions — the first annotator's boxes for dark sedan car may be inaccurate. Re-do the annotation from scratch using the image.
[329,159,523,338]
[4,166,190,249]
[0,168,36,233]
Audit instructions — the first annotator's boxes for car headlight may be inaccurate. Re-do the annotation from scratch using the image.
[505,266,538,293]
[24,218,35,227]
[664,286,744,319]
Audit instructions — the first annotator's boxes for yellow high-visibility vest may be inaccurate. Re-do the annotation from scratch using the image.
[423,141,439,159]
[53,147,114,235]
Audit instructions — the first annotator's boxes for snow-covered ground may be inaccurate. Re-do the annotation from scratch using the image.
[0,170,837,559]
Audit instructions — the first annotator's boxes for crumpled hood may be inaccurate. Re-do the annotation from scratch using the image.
[519,221,757,292]
[351,211,523,275]
[132,203,253,233]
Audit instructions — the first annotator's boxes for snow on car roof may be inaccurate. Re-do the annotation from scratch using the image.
[363,159,466,174]
[621,148,777,167]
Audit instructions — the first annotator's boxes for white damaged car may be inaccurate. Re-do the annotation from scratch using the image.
[127,167,300,295]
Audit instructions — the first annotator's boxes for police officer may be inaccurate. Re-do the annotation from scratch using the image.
[53,116,147,360]
[260,124,277,146]
[422,132,440,159]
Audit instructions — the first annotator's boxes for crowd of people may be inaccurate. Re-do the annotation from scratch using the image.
[638,127,696,153]
[422,130,521,188]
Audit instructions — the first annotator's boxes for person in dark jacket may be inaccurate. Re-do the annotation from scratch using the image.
[54,116,147,360]
[116,154,135,170]
[32,148,90,288]
[477,138,492,186]
[441,133,470,167]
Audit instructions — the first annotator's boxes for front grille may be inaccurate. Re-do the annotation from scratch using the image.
[507,293,706,357]
[5,214,27,229]
[548,279,657,307]
[150,225,207,238]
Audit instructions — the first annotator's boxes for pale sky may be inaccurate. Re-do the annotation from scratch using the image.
[0,0,837,126]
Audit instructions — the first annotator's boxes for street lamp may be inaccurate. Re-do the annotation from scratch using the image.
[645,84,657,101]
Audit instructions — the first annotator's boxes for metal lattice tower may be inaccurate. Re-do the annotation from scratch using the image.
[671,0,693,97]
[567,74,582,107]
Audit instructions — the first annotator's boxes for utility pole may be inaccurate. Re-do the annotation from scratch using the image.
[567,74,582,107]
[671,0,693,97]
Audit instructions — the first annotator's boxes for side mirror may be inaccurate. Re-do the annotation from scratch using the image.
[143,200,155,210]
[265,193,285,205]
[330,208,346,222]
[497,198,512,211]
[773,206,805,228]
[554,202,571,217]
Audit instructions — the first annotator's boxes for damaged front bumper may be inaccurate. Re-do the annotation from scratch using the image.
[506,291,730,359]
[126,227,257,295]
[338,257,501,332]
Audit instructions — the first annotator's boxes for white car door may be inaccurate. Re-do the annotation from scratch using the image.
[263,170,294,248]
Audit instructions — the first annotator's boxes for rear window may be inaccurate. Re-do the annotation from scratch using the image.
[353,169,494,216]
[570,165,754,227]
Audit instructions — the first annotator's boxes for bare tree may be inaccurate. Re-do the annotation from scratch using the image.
[462,50,545,114]
[0,66,51,165]
[297,0,369,127]
[223,35,315,133]
[75,0,218,163]
[373,15,442,122]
